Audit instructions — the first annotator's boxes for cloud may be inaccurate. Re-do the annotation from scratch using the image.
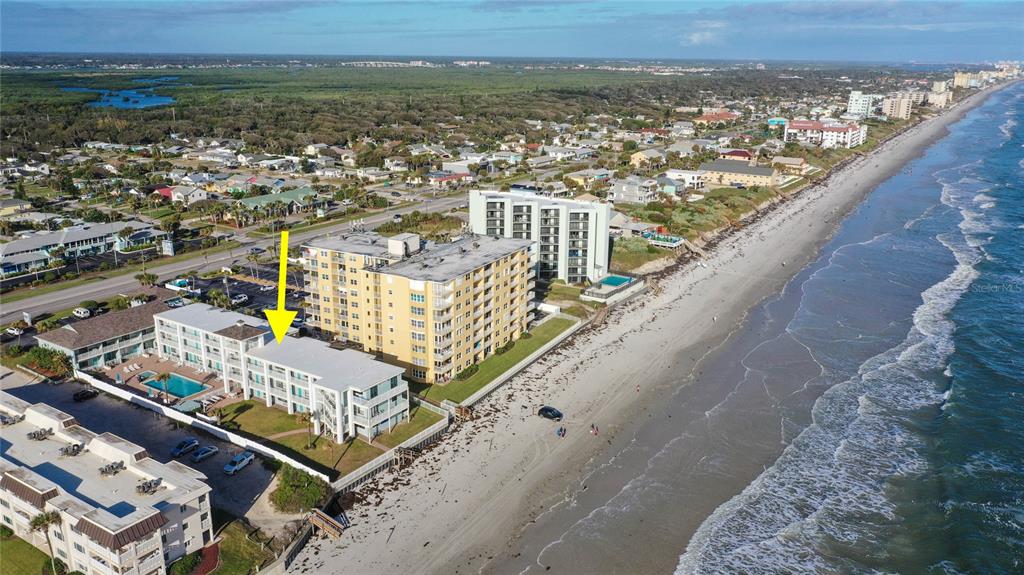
[681,31,718,47]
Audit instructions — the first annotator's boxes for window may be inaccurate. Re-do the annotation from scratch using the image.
[411,319,425,328]
[180,504,187,513]
[74,543,85,553]
[411,294,425,303]
[412,369,427,379]
[411,307,425,316]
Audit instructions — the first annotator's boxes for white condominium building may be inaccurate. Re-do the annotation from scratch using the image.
[0,392,213,575]
[153,304,408,441]
[846,90,883,117]
[469,189,610,283]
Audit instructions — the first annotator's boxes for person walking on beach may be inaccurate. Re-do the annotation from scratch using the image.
[636,384,641,393]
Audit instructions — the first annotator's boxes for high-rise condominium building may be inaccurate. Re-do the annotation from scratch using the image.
[468,190,611,284]
[881,97,913,120]
[846,90,882,117]
[303,233,535,384]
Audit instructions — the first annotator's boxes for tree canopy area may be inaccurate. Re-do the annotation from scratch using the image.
[1,66,894,159]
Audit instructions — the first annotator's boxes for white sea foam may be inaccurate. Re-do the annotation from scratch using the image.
[676,136,995,575]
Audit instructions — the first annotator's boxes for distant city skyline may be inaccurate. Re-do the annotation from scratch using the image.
[2,0,1022,63]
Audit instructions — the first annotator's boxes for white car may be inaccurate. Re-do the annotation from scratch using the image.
[5,326,24,336]
[72,307,92,319]
[230,294,249,306]
[223,451,255,475]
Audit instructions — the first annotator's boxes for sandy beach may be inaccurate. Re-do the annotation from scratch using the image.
[287,84,1008,575]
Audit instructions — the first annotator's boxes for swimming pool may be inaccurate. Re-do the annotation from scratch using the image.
[141,372,207,398]
[599,275,633,287]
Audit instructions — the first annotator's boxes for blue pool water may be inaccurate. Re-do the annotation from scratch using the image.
[600,275,633,287]
[142,372,207,398]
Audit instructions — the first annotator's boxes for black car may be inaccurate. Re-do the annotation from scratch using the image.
[390,191,402,197]
[73,388,99,402]
[538,406,563,421]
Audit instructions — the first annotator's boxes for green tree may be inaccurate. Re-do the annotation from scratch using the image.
[30,510,63,575]
[134,272,158,287]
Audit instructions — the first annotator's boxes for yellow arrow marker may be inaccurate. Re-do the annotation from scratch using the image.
[263,231,297,344]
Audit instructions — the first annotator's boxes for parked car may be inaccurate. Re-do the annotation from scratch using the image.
[259,285,275,292]
[390,191,402,197]
[538,406,564,421]
[223,451,255,475]
[72,307,92,319]
[72,388,99,402]
[5,326,24,336]
[230,294,249,306]
[392,214,403,222]
[248,247,264,255]
[171,438,200,457]
[190,446,219,463]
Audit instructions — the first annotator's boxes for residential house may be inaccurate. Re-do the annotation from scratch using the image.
[565,168,613,190]
[629,149,667,168]
[0,198,32,217]
[0,221,165,277]
[662,169,707,192]
[718,149,755,162]
[693,111,741,126]
[608,177,661,204]
[771,156,809,175]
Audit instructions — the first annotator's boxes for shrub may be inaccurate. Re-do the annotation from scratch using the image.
[6,345,24,356]
[0,524,13,537]
[168,551,201,575]
[24,347,72,377]
[270,466,329,513]
[78,300,99,311]
[41,558,67,575]
[455,364,479,380]
[495,341,515,355]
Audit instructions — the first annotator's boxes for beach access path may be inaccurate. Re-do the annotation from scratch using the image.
[286,85,1010,575]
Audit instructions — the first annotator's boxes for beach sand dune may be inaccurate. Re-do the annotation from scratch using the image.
[286,84,1008,575]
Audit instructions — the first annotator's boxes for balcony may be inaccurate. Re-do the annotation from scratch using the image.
[433,310,453,323]
[433,346,454,360]
[434,323,453,336]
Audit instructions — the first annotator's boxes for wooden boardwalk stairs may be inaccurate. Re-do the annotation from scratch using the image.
[395,447,419,469]
[308,509,344,539]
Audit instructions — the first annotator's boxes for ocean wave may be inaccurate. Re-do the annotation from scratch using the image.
[676,159,989,575]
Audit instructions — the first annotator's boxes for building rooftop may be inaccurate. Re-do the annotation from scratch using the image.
[383,235,532,282]
[35,295,173,351]
[0,220,157,258]
[473,189,607,210]
[698,160,776,177]
[0,392,209,549]
[155,303,270,336]
[305,233,398,259]
[246,338,403,392]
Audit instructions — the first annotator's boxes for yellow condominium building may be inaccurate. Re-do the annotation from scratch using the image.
[303,232,536,384]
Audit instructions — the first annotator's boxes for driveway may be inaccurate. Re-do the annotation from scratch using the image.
[1,373,277,523]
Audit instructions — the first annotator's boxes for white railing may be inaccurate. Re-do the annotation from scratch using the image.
[330,402,450,494]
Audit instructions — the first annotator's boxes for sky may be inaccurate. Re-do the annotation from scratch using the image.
[2,0,1022,63]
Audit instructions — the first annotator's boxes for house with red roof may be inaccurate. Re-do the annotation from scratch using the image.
[693,111,741,126]
[718,149,755,162]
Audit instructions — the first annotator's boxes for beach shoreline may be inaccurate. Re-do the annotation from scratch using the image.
[287,82,1012,575]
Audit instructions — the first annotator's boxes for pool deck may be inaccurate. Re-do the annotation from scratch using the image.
[94,355,223,404]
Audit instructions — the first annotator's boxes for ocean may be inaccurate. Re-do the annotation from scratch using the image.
[500,83,1023,574]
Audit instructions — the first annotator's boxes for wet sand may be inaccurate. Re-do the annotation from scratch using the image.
[287,84,1009,575]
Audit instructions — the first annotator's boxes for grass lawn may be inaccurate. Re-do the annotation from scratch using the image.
[217,400,305,438]
[610,244,673,272]
[375,405,444,449]
[274,434,384,476]
[542,282,583,302]
[142,207,176,219]
[0,536,49,575]
[210,509,275,575]
[413,317,577,405]
[0,241,241,304]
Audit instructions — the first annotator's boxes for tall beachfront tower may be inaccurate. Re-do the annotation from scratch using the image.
[468,190,611,284]
[303,232,535,384]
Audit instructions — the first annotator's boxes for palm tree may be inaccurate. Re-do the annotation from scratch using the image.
[30,510,62,575]
[154,372,171,403]
[134,272,158,287]
[246,254,259,279]
[207,288,230,310]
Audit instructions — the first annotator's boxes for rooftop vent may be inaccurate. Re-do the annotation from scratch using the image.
[99,461,125,476]
[60,443,85,458]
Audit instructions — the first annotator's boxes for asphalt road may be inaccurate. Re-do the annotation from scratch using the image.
[2,195,466,324]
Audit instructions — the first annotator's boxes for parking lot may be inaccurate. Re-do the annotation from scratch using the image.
[186,275,307,322]
[2,374,276,520]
